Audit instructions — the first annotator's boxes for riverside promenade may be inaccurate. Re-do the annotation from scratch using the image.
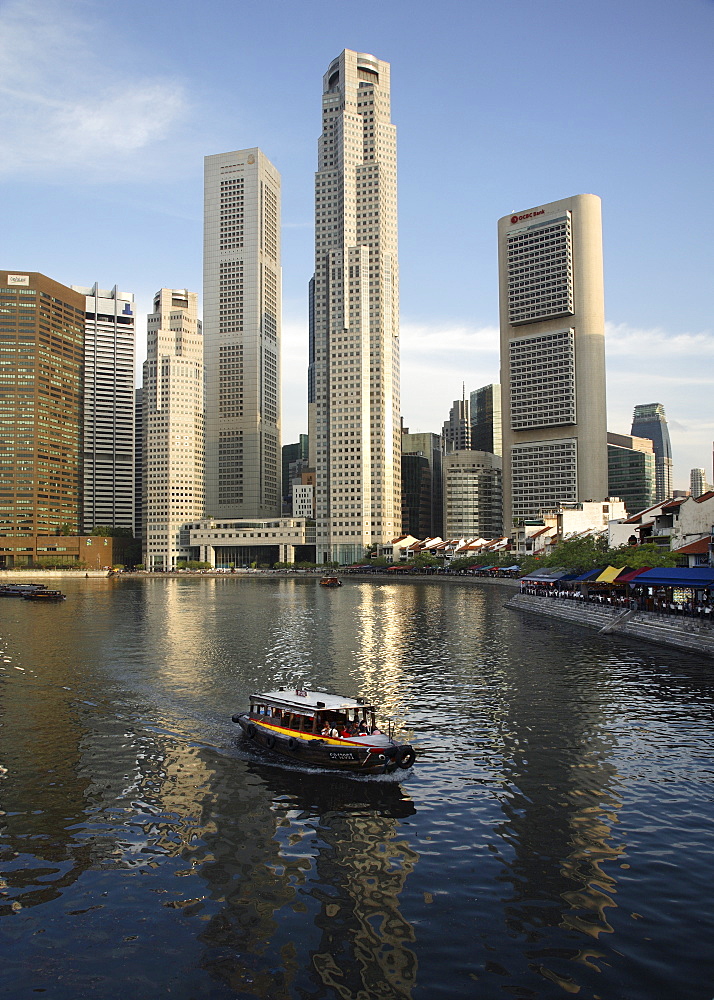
[507,592,714,659]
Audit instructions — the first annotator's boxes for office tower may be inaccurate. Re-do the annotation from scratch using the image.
[442,396,470,453]
[311,50,400,565]
[142,289,204,571]
[0,271,84,543]
[134,388,143,540]
[72,283,135,534]
[204,148,281,519]
[443,450,503,539]
[630,403,673,502]
[690,468,708,498]
[401,430,443,537]
[470,383,502,456]
[607,432,656,515]
[282,435,309,511]
[498,194,608,527]
[401,453,431,539]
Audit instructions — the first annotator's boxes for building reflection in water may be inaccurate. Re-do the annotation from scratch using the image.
[195,765,419,999]
[487,644,627,987]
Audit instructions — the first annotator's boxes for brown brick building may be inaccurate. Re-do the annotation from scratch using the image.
[0,271,85,541]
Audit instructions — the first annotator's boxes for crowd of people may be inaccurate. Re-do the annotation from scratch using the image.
[519,583,713,623]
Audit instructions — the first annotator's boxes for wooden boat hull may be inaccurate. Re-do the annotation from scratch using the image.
[233,713,415,775]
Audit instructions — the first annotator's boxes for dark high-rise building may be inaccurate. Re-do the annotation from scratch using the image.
[282,435,309,508]
[401,430,443,538]
[401,453,432,539]
[630,403,673,502]
[607,432,656,515]
[470,384,502,455]
[442,397,470,453]
[0,271,85,542]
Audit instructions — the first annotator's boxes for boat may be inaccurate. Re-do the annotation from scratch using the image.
[319,576,342,587]
[23,589,65,601]
[232,688,416,774]
[0,583,48,597]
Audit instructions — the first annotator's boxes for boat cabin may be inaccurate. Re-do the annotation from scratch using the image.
[248,688,378,736]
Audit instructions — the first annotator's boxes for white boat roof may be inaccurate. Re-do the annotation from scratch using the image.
[250,688,375,715]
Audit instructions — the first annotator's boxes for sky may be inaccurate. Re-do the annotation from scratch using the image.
[1,0,712,491]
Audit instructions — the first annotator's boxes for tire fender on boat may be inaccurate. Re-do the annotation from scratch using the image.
[396,747,416,769]
[287,737,301,751]
[232,714,241,723]
[265,734,276,750]
[246,723,257,739]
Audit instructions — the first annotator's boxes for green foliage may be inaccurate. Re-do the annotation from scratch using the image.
[90,525,133,537]
[539,535,607,571]
[410,552,441,568]
[607,543,678,569]
[528,536,679,574]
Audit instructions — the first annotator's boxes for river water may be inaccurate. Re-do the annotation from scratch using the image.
[1,576,713,999]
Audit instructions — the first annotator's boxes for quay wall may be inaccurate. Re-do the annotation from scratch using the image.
[507,592,714,660]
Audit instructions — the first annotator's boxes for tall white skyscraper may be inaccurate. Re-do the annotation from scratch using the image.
[204,148,281,519]
[310,49,401,565]
[72,283,135,534]
[142,289,204,571]
[498,194,608,528]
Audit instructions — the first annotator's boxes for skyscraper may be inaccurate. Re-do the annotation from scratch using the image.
[442,397,470,453]
[142,289,204,571]
[204,148,281,519]
[498,194,608,527]
[630,403,673,502]
[690,468,708,498]
[0,271,84,542]
[401,430,443,538]
[470,383,502,456]
[443,450,503,540]
[72,283,135,534]
[607,432,656,515]
[310,50,400,565]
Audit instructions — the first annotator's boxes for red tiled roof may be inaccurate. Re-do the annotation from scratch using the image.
[674,537,711,555]
[695,491,714,503]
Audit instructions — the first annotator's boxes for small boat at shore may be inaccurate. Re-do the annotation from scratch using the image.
[319,576,342,587]
[232,688,416,775]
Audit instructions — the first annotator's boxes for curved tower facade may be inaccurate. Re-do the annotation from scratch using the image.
[498,194,608,527]
[630,403,673,502]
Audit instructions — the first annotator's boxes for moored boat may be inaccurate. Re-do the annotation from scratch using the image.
[0,583,48,597]
[23,589,65,601]
[232,688,416,774]
[319,576,342,587]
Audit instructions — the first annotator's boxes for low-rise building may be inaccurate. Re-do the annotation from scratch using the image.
[188,517,315,567]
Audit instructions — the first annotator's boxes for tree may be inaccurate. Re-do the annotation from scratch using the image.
[607,543,678,569]
[541,535,607,571]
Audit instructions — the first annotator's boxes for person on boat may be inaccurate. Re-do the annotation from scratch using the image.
[358,720,370,735]
[321,721,339,738]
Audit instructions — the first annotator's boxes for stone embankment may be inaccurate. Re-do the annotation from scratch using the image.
[507,593,714,659]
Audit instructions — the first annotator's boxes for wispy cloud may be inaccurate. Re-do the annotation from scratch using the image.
[0,0,191,180]
[605,321,714,358]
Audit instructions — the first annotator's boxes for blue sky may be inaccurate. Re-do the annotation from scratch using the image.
[2,0,712,490]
